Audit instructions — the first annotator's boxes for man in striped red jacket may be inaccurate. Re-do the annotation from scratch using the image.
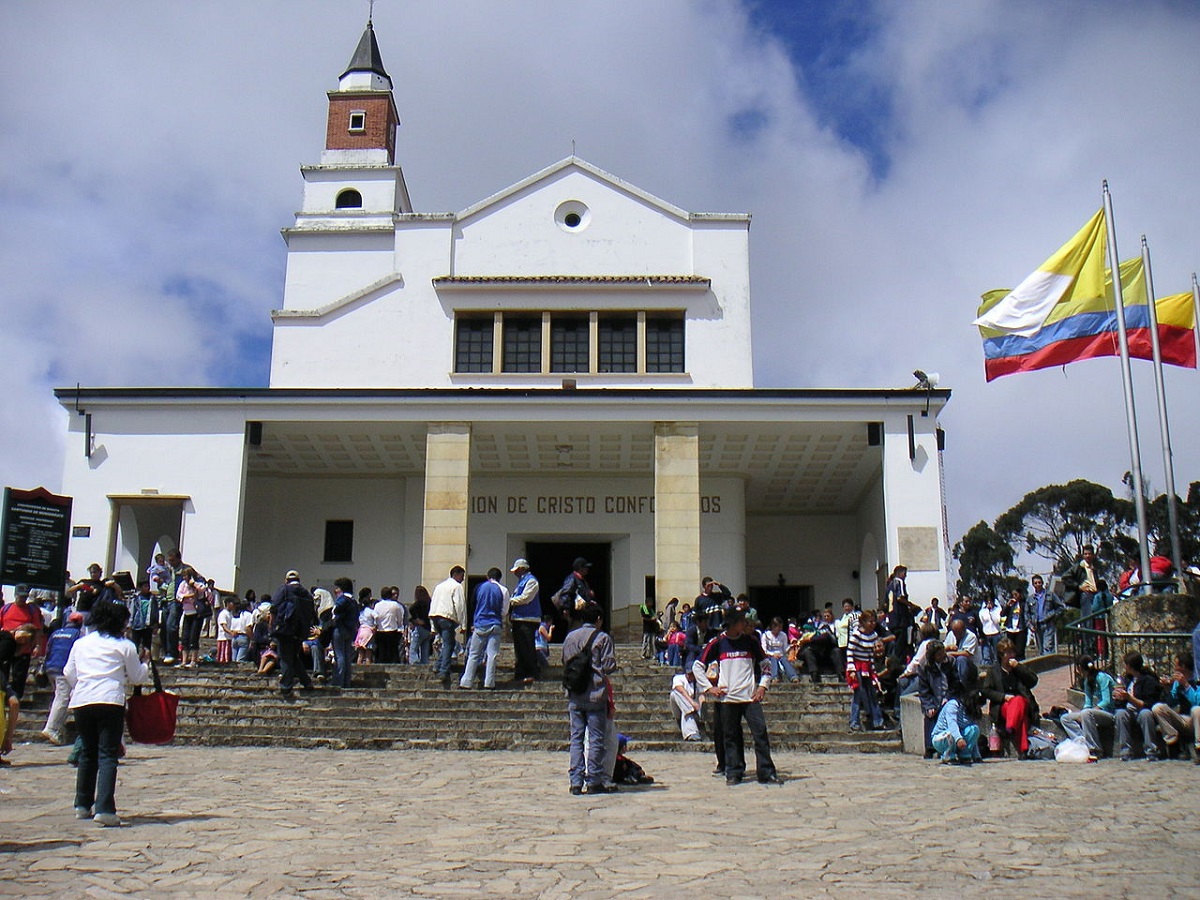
[694,609,782,786]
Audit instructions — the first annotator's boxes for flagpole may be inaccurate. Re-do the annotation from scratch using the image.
[1193,273,1200,369]
[1102,181,1152,587]
[1140,236,1183,577]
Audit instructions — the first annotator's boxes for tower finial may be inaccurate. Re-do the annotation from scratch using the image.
[368,0,375,26]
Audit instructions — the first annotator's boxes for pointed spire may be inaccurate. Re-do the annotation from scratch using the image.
[340,20,391,86]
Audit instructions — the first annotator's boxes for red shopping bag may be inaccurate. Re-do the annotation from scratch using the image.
[125,659,179,744]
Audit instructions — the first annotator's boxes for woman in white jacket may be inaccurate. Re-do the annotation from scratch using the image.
[65,599,148,827]
[979,596,1003,667]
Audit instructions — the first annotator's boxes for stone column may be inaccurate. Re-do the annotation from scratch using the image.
[655,422,700,611]
[421,423,470,588]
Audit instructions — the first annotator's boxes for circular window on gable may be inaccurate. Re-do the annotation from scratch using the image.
[554,200,590,232]
[336,188,363,209]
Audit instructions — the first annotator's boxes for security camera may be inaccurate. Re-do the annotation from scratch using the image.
[913,370,939,390]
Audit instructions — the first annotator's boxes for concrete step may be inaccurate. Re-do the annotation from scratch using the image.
[11,643,899,754]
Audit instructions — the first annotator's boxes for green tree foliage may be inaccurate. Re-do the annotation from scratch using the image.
[955,479,1200,598]
[1145,480,1200,564]
[993,479,1135,574]
[952,520,1024,600]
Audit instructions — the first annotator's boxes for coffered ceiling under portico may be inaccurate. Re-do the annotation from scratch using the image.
[245,420,881,515]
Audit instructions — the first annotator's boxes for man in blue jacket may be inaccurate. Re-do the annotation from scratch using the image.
[40,612,84,744]
[459,568,509,690]
[508,559,542,685]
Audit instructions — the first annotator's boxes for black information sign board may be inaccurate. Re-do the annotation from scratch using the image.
[1,486,73,590]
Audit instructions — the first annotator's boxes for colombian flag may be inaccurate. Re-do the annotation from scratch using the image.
[975,211,1196,380]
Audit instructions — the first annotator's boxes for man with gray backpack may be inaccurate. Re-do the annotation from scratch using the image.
[561,602,617,795]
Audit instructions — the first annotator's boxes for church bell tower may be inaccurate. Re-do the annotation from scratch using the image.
[324,19,400,164]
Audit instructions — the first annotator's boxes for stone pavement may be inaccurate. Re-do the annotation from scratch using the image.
[1,743,1197,898]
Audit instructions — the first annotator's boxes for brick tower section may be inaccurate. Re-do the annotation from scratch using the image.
[325,92,398,163]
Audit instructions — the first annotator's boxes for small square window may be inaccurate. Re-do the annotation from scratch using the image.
[502,315,542,373]
[646,316,684,373]
[323,520,354,563]
[348,111,366,132]
[455,317,494,373]
[550,316,589,373]
[598,315,637,373]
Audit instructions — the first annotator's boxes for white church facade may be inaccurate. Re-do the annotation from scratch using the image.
[56,22,950,634]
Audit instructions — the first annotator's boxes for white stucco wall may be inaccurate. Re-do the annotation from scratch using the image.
[744,514,862,605]
[881,409,948,604]
[454,168,692,277]
[60,408,247,589]
[238,474,408,596]
[268,161,753,390]
[855,470,887,609]
[298,166,402,215]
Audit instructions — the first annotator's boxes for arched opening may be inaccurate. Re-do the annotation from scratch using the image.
[335,189,363,209]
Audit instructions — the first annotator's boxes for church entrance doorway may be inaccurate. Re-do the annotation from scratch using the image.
[749,584,814,628]
[525,541,611,641]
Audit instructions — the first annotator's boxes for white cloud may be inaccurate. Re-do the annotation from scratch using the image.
[1,0,1197,566]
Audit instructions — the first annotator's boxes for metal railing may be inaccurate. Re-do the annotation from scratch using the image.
[1063,608,1192,677]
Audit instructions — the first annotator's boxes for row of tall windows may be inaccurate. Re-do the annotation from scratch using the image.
[454,312,685,375]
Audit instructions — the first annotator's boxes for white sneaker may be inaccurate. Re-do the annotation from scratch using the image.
[93,813,123,827]
[74,806,93,819]
[40,730,62,745]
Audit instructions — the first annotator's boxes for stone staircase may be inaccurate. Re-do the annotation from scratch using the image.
[13,645,900,754]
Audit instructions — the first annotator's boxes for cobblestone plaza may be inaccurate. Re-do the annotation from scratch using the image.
[2,743,1196,897]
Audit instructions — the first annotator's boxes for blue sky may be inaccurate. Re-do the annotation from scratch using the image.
[747,0,892,177]
[1,0,1199,569]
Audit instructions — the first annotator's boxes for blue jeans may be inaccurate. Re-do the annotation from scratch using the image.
[459,625,501,688]
[332,629,354,688]
[980,634,999,666]
[666,644,681,669]
[851,683,884,730]
[73,703,125,816]
[232,634,249,663]
[409,625,432,665]
[933,723,980,762]
[568,699,607,788]
[768,656,798,682]
[304,638,323,674]
[1036,621,1057,655]
[433,620,458,677]
[1192,621,1200,682]
[163,600,182,658]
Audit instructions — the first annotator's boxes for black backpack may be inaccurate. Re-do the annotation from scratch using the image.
[562,629,600,694]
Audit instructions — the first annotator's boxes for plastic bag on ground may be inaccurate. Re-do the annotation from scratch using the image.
[1054,736,1091,763]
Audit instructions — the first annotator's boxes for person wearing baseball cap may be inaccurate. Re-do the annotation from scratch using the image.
[270,570,315,696]
[0,584,44,700]
[40,611,87,745]
[554,557,596,619]
[508,559,542,685]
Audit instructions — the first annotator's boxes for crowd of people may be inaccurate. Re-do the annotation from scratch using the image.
[3,541,1197,812]
[660,556,1200,770]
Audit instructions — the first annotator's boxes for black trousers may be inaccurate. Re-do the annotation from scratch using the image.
[1,653,32,700]
[707,701,726,770]
[276,634,312,691]
[375,631,401,664]
[511,620,540,680]
[73,703,126,816]
[719,701,776,781]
